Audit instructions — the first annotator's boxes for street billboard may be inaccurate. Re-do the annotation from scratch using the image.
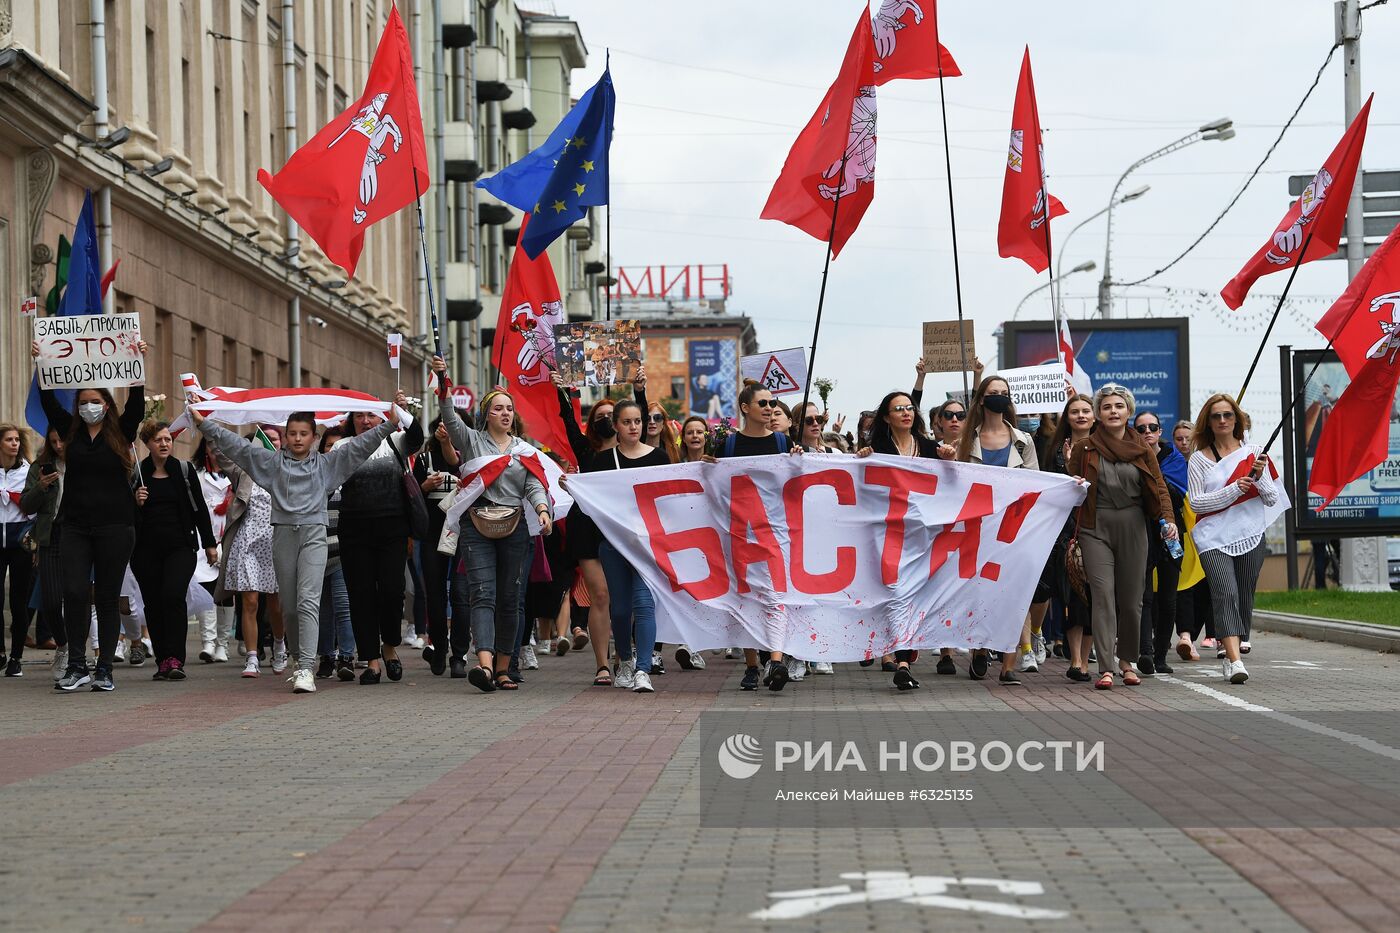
[1002,317,1191,427]
[688,338,737,424]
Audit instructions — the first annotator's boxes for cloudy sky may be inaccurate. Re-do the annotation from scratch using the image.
[559,0,1400,436]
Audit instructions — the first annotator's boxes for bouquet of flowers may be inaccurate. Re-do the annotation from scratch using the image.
[706,418,735,458]
[144,394,167,422]
[813,377,836,410]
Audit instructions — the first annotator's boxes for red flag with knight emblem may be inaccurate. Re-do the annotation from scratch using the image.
[1307,221,1400,510]
[761,5,877,258]
[998,47,1066,273]
[257,5,428,278]
[490,214,576,467]
[1222,95,1371,310]
[870,0,960,84]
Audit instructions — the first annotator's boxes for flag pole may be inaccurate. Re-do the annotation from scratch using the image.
[605,49,612,324]
[1259,337,1335,456]
[1236,221,1323,404]
[796,154,849,440]
[931,15,971,401]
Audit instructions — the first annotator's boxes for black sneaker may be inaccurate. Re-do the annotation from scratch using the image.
[998,670,1022,686]
[765,661,790,692]
[128,641,149,667]
[427,646,446,676]
[4,657,22,677]
[1154,658,1174,674]
[90,666,115,691]
[337,657,355,681]
[936,655,957,676]
[651,653,667,676]
[969,652,989,680]
[740,666,760,691]
[675,646,698,670]
[449,657,468,679]
[316,656,335,679]
[1137,655,1155,676]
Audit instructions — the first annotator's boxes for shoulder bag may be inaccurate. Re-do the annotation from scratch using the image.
[389,439,431,540]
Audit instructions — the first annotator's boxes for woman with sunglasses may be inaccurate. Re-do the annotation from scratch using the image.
[793,402,836,453]
[1187,394,1277,684]
[1046,395,1095,680]
[929,399,966,461]
[716,380,797,692]
[957,376,1042,685]
[644,403,680,464]
[1068,385,1176,691]
[1134,410,1187,676]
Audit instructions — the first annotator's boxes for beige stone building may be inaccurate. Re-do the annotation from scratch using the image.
[0,0,600,428]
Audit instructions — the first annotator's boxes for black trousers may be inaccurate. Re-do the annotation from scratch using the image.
[1176,578,1216,641]
[38,535,66,648]
[424,514,468,660]
[1140,536,1180,662]
[131,543,196,664]
[1,544,33,660]
[339,522,408,662]
[60,523,135,671]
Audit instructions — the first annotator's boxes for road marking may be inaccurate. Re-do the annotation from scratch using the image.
[751,871,1069,921]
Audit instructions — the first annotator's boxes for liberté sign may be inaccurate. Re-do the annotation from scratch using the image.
[611,265,732,301]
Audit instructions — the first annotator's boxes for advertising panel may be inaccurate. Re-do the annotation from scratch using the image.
[688,338,737,424]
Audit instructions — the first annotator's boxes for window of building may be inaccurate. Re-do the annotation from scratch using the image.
[670,376,685,401]
[190,323,206,378]
[181,58,192,155]
[145,27,159,140]
[669,338,686,363]
[222,337,237,384]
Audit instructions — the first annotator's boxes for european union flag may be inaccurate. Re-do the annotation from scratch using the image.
[477,69,614,260]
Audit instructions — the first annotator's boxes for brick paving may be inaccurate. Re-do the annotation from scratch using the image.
[0,632,1396,931]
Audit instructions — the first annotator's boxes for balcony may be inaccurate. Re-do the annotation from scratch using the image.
[566,288,593,321]
[444,120,481,182]
[477,189,514,226]
[446,261,482,322]
[476,46,510,102]
[441,1,477,48]
[500,77,535,130]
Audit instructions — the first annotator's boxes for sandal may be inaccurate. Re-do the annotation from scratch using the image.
[592,666,613,687]
[1121,670,1141,686]
[494,671,519,691]
[1094,672,1114,690]
[467,665,497,693]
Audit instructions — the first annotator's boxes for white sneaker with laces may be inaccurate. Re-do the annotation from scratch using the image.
[632,670,654,693]
[614,658,636,690]
[788,659,807,681]
[522,645,539,670]
[242,654,260,678]
[1031,632,1047,665]
[290,669,316,693]
[403,633,425,650]
[271,639,289,674]
[114,638,127,663]
[51,647,69,682]
[652,650,665,672]
[812,661,834,675]
[1019,649,1038,673]
[690,649,707,670]
[212,645,229,663]
[1219,658,1232,681]
[1229,660,1249,684]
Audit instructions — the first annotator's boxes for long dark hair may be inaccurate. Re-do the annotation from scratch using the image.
[868,392,928,454]
[1047,394,1094,462]
[956,375,1016,462]
[65,388,133,471]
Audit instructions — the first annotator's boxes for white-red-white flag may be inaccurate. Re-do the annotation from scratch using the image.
[387,333,403,370]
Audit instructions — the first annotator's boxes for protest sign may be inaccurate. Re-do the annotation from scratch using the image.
[740,347,808,396]
[997,363,1074,414]
[554,320,643,388]
[921,320,977,373]
[567,454,1084,658]
[32,312,144,389]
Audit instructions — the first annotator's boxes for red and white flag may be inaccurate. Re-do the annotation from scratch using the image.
[760,5,877,258]
[387,333,403,370]
[444,449,572,537]
[870,0,959,83]
[1056,313,1092,397]
[1222,95,1371,310]
[1308,222,1400,510]
[257,5,428,278]
[998,47,1066,273]
[178,384,410,432]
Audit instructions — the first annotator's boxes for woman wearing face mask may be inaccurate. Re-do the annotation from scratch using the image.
[0,423,35,677]
[579,400,672,693]
[132,421,218,680]
[1068,385,1176,690]
[36,340,149,692]
[1186,394,1277,684]
[1134,410,1187,676]
[716,380,797,692]
[1046,395,1095,680]
[335,401,425,685]
[435,358,552,692]
[20,429,69,679]
[957,376,1042,685]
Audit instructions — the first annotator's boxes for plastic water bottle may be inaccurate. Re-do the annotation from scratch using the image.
[1160,519,1183,560]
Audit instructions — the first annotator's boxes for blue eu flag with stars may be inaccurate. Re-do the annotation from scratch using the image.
[477,69,614,260]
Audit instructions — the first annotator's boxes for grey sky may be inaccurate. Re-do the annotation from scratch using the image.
[562,0,1398,436]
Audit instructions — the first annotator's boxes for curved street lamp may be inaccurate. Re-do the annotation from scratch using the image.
[1013,260,1097,320]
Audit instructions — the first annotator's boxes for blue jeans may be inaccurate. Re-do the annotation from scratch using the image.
[599,539,656,673]
[462,521,530,657]
[317,566,356,659]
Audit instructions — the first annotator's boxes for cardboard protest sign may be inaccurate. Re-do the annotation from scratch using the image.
[740,347,807,396]
[554,320,643,388]
[997,363,1074,415]
[32,312,144,389]
[921,320,976,373]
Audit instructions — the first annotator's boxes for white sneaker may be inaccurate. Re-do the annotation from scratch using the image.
[1220,658,1232,681]
[199,642,215,663]
[1229,660,1249,684]
[1031,632,1047,665]
[403,633,425,650]
[242,654,260,678]
[290,669,316,693]
[522,645,539,670]
[788,659,807,681]
[812,661,834,675]
[725,647,741,660]
[1019,649,1038,673]
[212,645,229,663]
[271,639,289,674]
[690,649,707,670]
[613,658,636,690]
[632,670,654,693]
[652,650,665,672]
[114,638,127,663]
[51,647,69,682]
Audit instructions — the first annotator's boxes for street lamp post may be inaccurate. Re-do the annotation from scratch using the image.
[1097,118,1236,318]
[1013,260,1097,320]
[1056,185,1149,293]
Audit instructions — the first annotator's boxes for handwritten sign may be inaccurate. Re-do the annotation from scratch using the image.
[33,313,144,389]
[998,363,1073,415]
[921,320,976,373]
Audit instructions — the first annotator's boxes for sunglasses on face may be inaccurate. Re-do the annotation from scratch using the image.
[1210,411,1236,422]
[940,410,967,421]
[648,413,666,423]
[752,399,778,409]
[890,405,916,414]
[1134,423,1161,434]
[804,415,828,426]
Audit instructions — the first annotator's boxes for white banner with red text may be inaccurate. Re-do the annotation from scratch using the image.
[566,453,1086,658]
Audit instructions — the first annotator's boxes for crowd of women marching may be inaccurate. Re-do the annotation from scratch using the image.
[0,341,1278,696]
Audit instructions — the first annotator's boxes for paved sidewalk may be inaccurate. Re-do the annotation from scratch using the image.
[0,633,1397,932]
